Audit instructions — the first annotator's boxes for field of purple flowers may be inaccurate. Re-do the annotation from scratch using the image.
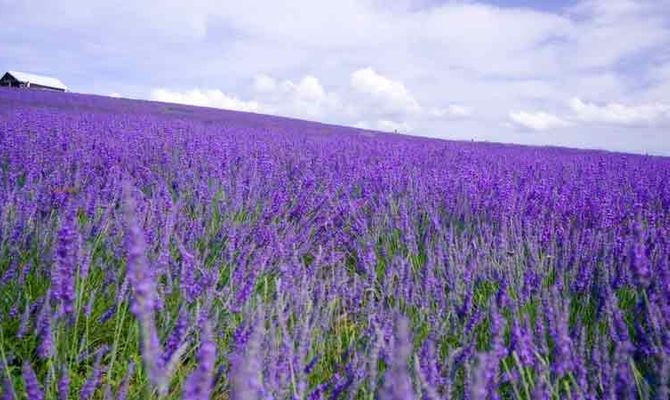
[0,87,669,399]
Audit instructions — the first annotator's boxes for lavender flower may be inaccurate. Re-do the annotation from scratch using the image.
[21,362,43,400]
[531,374,551,400]
[380,316,414,400]
[80,348,106,399]
[84,290,96,317]
[52,210,78,316]
[183,317,217,400]
[473,306,506,399]
[1,85,670,400]
[2,370,16,400]
[631,241,651,288]
[231,318,264,400]
[58,366,69,400]
[178,242,200,303]
[162,308,190,366]
[16,301,32,339]
[123,183,164,390]
[36,305,54,360]
[510,320,534,367]
[117,362,135,400]
[98,306,117,324]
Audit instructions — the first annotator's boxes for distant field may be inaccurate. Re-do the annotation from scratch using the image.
[0,88,669,399]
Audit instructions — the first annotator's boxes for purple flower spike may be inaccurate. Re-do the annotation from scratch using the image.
[117,362,135,400]
[123,183,164,390]
[80,348,106,399]
[231,319,264,400]
[2,370,17,400]
[631,241,651,288]
[162,308,190,366]
[380,315,415,400]
[58,366,70,400]
[183,316,217,400]
[37,305,54,360]
[2,75,670,400]
[21,362,44,400]
[52,210,78,316]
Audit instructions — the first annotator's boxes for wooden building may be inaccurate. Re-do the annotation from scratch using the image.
[0,71,68,92]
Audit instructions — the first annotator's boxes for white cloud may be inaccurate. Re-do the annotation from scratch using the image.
[250,69,469,127]
[563,0,670,70]
[282,75,327,102]
[508,96,670,133]
[446,105,473,117]
[109,92,122,98]
[376,119,411,132]
[645,62,670,102]
[149,75,338,121]
[150,88,260,112]
[251,74,339,119]
[429,105,473,118]
[5,0,670,153]
[509,110,571,131]
[350,67,421,115]
[252,74,277,93]
[569,97,670,125]
[355,119,411,133]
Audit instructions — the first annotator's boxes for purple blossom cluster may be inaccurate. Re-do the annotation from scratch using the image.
[0,88,669,398]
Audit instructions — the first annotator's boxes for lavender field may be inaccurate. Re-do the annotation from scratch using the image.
[0,87,669,399]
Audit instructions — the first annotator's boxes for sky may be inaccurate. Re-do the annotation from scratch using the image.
[1,0,669,155]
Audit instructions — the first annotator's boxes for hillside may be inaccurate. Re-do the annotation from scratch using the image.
[1,87,669,399]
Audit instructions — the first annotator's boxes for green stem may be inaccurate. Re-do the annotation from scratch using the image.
[512,352,531,400]
[108,290,129,385]
[502,358,523,400]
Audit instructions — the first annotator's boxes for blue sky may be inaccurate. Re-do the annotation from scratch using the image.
[1,0,669,155]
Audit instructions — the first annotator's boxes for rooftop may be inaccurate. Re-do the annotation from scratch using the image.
[6,70,68,90]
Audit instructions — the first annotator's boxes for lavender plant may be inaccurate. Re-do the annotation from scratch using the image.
[0,87,669,398]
